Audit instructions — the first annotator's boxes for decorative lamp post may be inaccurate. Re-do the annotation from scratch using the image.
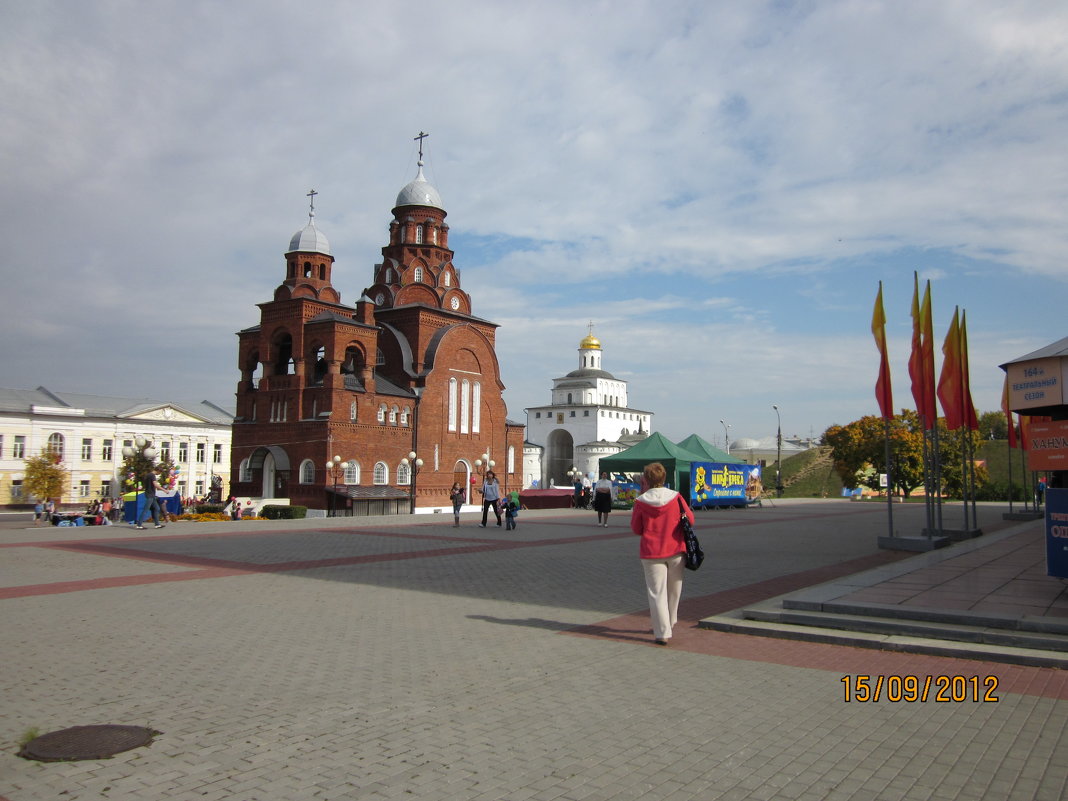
[400,451,424,514]
[719,420,731,455]
[474,452,495,478]
[326,455,349,517]
[773,404,783,497]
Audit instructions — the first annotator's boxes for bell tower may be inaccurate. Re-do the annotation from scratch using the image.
[282,189,339,302]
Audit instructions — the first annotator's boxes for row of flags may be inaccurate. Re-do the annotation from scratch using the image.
[872,275,1043,449]
[871,275,977,432]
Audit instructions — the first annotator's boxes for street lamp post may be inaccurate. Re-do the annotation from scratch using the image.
[773,404,783,497]
[400,451,424,514]
[325,455,348,517]
[719,420,731,455]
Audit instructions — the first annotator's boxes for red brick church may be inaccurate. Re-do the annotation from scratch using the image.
[229,140,524,514]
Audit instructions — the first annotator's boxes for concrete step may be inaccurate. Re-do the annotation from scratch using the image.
[700,612,1068,669]
[746,607,1068,652]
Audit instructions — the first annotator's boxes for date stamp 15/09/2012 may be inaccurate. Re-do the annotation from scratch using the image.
[842,674,999,703]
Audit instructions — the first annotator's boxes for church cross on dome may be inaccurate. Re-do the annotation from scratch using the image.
[414,131,429,162]
[306,188,318,220]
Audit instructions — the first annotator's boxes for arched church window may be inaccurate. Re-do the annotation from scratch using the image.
[400,407,410,426]
[376,348,385,366]
[444,271,451,287]
[384,268,392,282]
[377,404,386,423]
[373,462,388,485]
[319,263,326,280]
[472,383,481,433]
[567,393,573,404]
[299,459,315,484]
[303,261,312,277]
[239,458,252,482]
[414,267,423,283]
[350,401,358,422]
[460,379,470,434]
[430,226,438,245]
[415,225,423,245]
[397,461,411,485]
[448,377,457,432]
[344,462,360,484]
[389,406,398,425]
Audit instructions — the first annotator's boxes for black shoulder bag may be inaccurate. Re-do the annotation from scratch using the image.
[677,496,704,571]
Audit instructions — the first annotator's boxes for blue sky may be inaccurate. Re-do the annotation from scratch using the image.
[2,1,1066,448]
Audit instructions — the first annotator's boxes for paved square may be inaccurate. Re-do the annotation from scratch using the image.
[2,501,1066,800]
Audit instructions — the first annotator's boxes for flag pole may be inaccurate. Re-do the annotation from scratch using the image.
[884,418,894,538]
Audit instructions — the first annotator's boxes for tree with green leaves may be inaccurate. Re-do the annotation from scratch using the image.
[23,450,68,502]
[824,410,926,498]
[978,410,1007,441]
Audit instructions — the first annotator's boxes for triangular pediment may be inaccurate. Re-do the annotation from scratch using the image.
[123,404,207,423]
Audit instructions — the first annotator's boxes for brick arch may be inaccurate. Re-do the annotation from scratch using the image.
[395,284,439,307]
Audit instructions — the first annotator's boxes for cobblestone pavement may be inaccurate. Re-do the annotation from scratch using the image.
[2,500,1066,801]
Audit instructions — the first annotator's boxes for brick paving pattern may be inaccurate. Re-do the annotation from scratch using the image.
[2,500,1067,800]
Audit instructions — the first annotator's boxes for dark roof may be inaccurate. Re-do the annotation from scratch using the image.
[1000,336,1068,368]
[563,368,617,380]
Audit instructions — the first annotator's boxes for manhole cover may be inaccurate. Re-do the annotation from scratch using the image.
[18,725,161,762]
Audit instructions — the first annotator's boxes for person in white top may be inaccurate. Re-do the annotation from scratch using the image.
[593,472,615,526]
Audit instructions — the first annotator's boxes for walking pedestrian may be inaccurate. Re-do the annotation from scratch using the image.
[478,471,502,527]
[630,462,693,646]
[594,472,614,526]
[449,482,465,527]
[136,466,166,530]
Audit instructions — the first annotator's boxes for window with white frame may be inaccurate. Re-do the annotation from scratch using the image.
[447,377,457,432]
[508,446,515,474]
[78,480,90,497]
[179,442,189,462]
[195,480,205,496]
[102,439,113,461]
[240,458,252,482]
[389,406,398,425]
[101,480,112,498]
[47,433,64,460]
[415,226,423,245]
[443,270,450,286]
[397,461,411,485]
[472,382,481,433]
[13,435,26,458]
[373,462,388,485]
[11,479,23,499]
[413,266,423,282]
[196,443,205,463]
[213,444,222,464]
[344,462,360,484]
[81,438,92,461]
[460,379,470,434]
[300,459,315,484]
[377,404,386,423]
[161,441,171,461]
[400,407,410,426]
[376,348,385,366]
[350,401,358,422]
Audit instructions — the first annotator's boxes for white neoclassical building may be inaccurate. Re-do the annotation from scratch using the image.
[0,386,234,508]
[523,329,653,487]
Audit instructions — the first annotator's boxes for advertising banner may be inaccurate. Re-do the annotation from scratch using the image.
[1026,419,1068,471]
[1006,357,1065,411]
[1046,488,1068,579]
[690,462,763,508]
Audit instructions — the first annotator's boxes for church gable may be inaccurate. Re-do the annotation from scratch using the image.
[126,405,206,423]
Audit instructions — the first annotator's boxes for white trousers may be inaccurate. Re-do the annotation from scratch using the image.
[641,554,684,640]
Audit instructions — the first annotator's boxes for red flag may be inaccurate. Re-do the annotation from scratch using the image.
[1001,375,1017,448]
[960,310,979,431]
[937,307,964,430]
[920,281,937,428]
[908,274,937,428]
[871,282,893,420]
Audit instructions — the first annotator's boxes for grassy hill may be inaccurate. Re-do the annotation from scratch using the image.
[766,440,1031,500]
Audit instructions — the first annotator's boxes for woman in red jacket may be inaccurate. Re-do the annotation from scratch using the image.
[630,462,694,646]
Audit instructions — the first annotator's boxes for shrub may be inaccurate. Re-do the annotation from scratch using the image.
[194,504,226,515]
[259,505,308,520]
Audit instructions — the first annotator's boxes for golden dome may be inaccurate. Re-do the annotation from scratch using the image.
[579,334,602,350]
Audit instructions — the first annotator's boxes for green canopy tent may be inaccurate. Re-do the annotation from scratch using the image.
[675,434,743,465]
[598,432,708,497]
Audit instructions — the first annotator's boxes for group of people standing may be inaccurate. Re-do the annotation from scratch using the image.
[449,471,520,530]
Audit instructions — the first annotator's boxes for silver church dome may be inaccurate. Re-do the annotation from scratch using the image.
[287,220,331,256]
[395,164,444,210]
